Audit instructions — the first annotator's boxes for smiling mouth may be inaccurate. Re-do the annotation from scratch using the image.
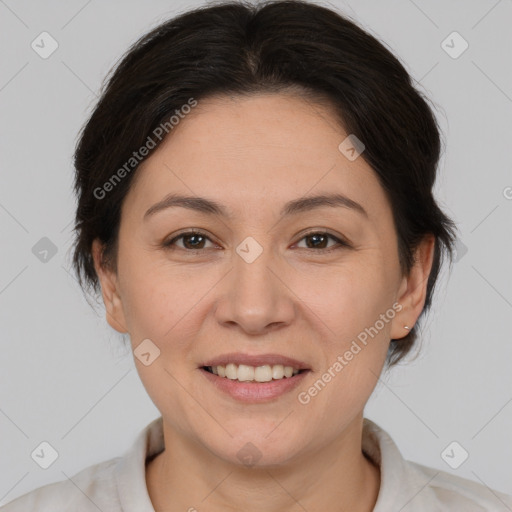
[202,364,308,383]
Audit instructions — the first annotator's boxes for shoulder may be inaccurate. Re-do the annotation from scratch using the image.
[406,460,512,511]
[0,457,120,512]
[363,418,512,511]
[1,417,163,512]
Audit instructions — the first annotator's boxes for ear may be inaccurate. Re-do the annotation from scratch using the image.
[91,238,128,334]
[391,234,436,340]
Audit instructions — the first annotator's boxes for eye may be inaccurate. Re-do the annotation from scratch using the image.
[164,230,216,251]
[163,229,350,253]
[294,231,349,252]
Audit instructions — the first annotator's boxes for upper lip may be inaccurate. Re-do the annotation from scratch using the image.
[201,353,311,370]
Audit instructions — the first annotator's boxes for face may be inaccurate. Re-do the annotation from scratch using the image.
[93,93,433,467]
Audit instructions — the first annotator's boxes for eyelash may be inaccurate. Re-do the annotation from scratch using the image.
[163,229,350,254]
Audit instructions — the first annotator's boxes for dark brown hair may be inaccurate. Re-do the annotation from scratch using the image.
[71,0,457,367]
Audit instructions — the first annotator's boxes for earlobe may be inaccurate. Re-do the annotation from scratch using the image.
[91,239,128,334]
[391,235,436,339]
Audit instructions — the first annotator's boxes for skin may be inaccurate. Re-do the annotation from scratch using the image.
[92,93,434,512]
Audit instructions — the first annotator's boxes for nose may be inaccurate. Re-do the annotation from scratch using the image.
[214,242,296,335]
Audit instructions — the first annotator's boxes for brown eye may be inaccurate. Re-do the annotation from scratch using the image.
[163,229,349,253]
[165,230,215,250]
[295,231,349,252]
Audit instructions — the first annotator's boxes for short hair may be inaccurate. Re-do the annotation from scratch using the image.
[71,0,457,367]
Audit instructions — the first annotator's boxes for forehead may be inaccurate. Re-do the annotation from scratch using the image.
[122,93,390,223]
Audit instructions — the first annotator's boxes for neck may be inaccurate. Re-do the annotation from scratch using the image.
[146,415,380,512]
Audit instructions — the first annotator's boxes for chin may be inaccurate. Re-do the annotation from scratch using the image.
[213,430,306,468]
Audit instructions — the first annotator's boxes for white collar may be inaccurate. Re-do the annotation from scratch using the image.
[112,415,507,511]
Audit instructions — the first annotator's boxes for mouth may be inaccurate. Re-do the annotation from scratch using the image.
[198,353,311,402]
[202,364,308,382]
[200,352,311,382]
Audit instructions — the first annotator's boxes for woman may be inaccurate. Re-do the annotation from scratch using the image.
[3,0,511,510]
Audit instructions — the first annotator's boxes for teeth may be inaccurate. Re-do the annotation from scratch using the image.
[272,365,284,379]
[225,363,238,380]
[254,365,272,382]
[237,364,255,381]
[208,363,301,382]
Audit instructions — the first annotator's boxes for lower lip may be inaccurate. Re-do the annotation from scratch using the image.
[199,368,310,403]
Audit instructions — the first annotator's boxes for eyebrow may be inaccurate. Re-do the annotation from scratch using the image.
[143,192,368,221]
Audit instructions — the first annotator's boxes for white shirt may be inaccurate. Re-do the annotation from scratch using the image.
[2,416,511,511]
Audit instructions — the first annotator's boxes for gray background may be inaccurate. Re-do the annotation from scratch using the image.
[1,0,511,505]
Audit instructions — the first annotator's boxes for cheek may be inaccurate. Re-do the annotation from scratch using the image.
[297,258,394,338]
[118,244,212,338]
[295,261,393,390]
